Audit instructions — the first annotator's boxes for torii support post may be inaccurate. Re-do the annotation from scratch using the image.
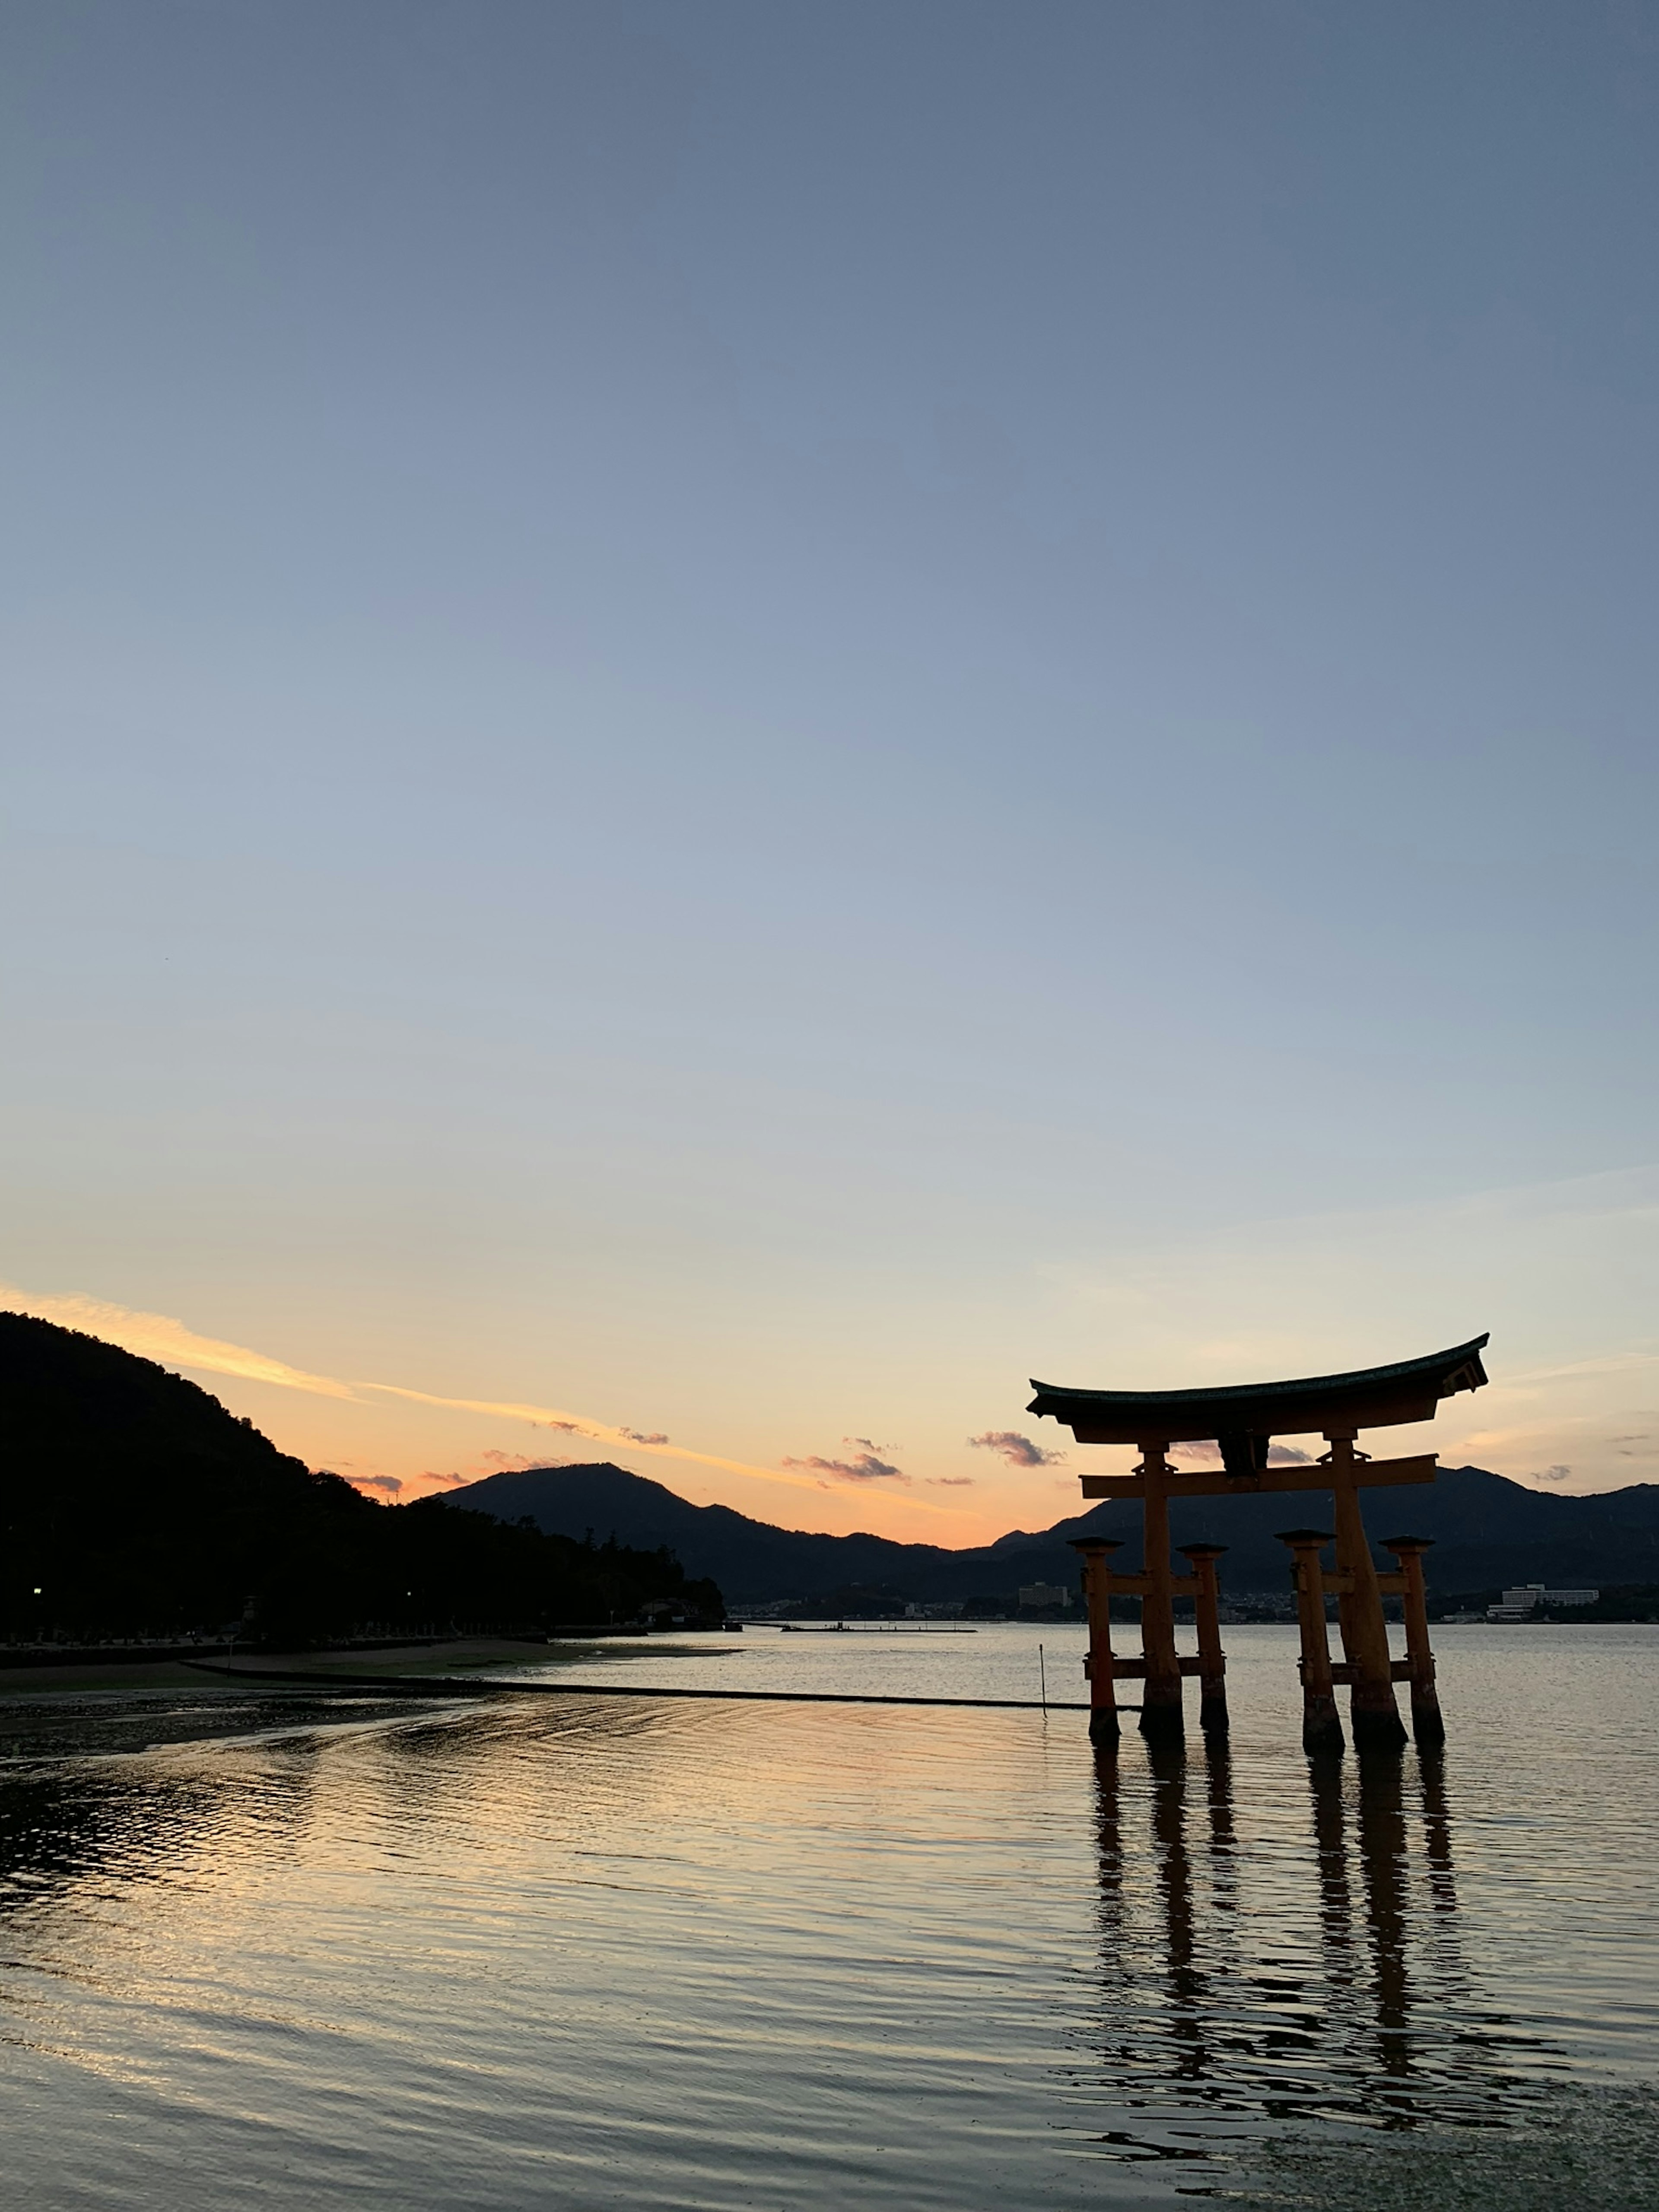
[1325,1433,1408,1751]
[1382,1535,1444,1747]
[1136,1446,1184,1741]
[1178,1543,1229,1735]
[1278,1529,1345,1756]
[1069,1538,1122,1745]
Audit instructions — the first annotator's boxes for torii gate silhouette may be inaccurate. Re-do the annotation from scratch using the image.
[1028,1336,1489,1752]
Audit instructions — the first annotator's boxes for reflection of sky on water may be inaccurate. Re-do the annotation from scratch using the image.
[0,1632,1654,2208]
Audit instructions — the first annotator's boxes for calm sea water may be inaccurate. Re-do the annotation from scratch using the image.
[1,1625,1655,2209]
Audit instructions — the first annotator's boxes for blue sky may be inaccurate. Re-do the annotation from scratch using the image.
[4,2,1656,1534]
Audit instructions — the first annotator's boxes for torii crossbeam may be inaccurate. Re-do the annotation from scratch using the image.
[1029,1336,1489,1752]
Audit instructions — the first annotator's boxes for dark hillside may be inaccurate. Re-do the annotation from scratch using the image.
[445,1462,964,1601]
[0,1316,721,1642]
[0,1311,372,1639]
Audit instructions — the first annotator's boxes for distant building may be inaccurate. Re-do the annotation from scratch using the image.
[1018,1582,1072,1611]
[1488,1584,1545,1619]
[1487,1583,1600,1620]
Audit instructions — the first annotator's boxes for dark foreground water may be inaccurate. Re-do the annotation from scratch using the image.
[1,1626,1655,2209]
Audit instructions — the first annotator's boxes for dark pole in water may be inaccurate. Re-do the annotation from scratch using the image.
[1136,1445,1184,1741]
[1039,1641,1046,1713]
[1178,1543,1229,1734]
[1325,1433,1409,1751]
[1278,1529,1345,1756]
[1381,1535,1445,1746]
[1068,1537,1122,1744]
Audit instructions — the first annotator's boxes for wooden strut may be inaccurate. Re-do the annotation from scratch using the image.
[1070,1516,1232,1742]
[1275,1514,1445,1754]
[1136,1447,1184,1739]
[1380,1535,1444,1747]
[1277,1528,1346,1754]
[1069,1536,1122,1745]
[1324,1434,1409,1750]
[1179,1543,1229,1735]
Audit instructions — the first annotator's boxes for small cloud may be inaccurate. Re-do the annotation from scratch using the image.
[536,1418,588,1435]
[1168,1438,1313,1468]
[968,1431,1067,1468]
[350,1473,403,1497]
[782,1437,908,1484]
[1534,1463,1574,1483]
[422,1470,472,1491]
[928,1476,975,1487]
[619,1427,670,1446]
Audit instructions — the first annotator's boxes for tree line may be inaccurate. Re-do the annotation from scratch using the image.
[0,1315,722,1646]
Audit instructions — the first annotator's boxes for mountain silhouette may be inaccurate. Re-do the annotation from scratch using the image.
[0,1315,723,1640]
[444,1459,1659,1603]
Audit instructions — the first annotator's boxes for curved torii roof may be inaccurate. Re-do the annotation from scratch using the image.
[1028,1335,1489,1450]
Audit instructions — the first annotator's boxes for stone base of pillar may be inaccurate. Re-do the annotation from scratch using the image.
[1350,1687,1409,1751]
[1088,1706,1120,1745]
[1199,1684,1229,1734]
[1410,1685,1446,1748]
[1302,1694,1345,1755]
[1138,1687,1184,1739]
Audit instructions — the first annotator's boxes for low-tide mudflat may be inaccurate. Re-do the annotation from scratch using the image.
[1,1626,1654,2209]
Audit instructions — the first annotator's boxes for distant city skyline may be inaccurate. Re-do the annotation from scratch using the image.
[5,3,1655,1539]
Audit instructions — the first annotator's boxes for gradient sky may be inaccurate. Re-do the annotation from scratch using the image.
[4,1,1656,1539]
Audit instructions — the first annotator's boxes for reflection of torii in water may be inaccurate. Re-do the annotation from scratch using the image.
[1086,1740,1470,2143]
[1030,1337,1490,1751]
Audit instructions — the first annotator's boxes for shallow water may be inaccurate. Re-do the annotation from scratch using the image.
[1,1627,1655,2207]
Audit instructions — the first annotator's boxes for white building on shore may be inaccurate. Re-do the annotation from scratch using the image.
[1487,1583,1600,1620]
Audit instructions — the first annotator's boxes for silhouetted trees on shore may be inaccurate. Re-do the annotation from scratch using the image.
[0,1315,721,1646]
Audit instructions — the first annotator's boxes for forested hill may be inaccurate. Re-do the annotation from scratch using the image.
[0,1314,722,1643]
[448,1458,1659,1605]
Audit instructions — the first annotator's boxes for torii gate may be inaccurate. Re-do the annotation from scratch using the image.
[1027,1336,1489,1753]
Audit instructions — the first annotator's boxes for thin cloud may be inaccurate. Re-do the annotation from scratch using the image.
[362,1381,856,1497]
[0,1282,971,1511]
[929,1476,975,1487]
[1533,1463,1573,1483]
[0,1286,356,1400]
[968,1431,1067,1468]
[782,1438,908,1484]
[352,1473,404,1497]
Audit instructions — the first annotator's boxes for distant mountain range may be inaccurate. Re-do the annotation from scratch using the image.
[445,1459,1659,1603]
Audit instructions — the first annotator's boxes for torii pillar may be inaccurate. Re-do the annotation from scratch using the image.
[1136,1446,1184,1738]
